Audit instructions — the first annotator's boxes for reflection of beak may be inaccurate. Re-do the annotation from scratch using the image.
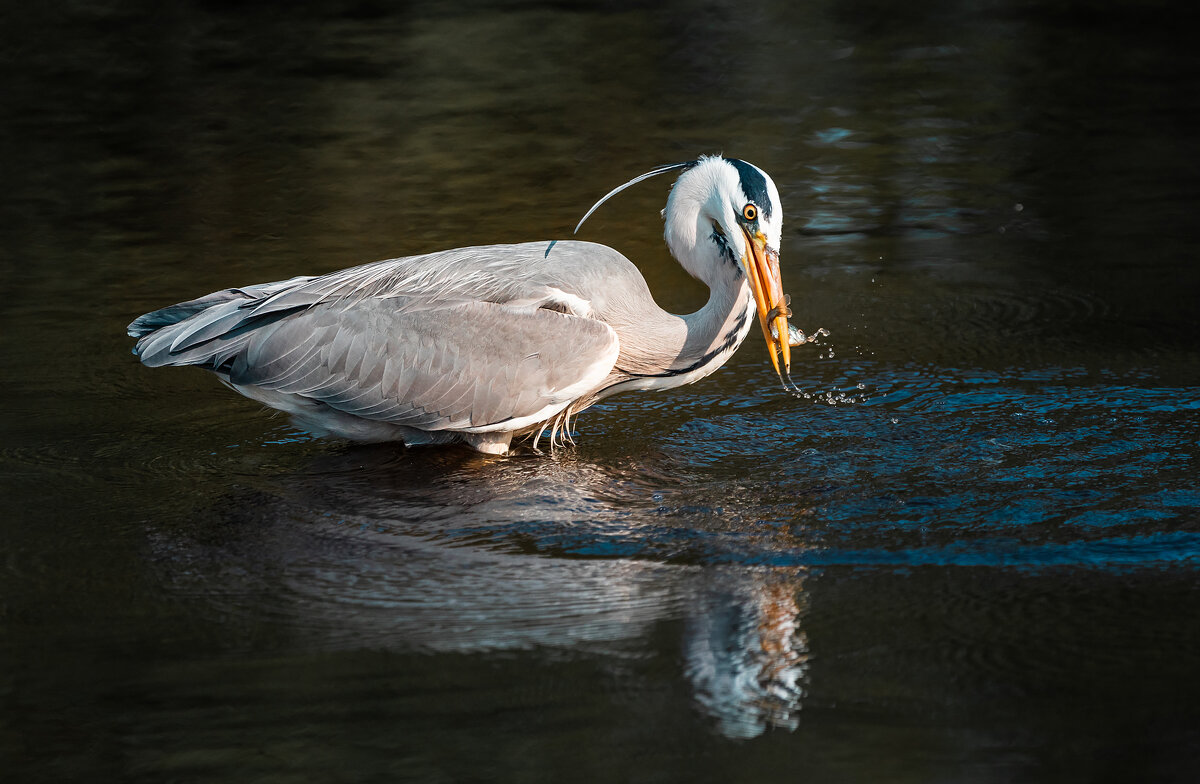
[741,227,792,378]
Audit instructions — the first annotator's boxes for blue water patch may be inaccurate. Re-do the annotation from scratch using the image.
[814,127,855,145]
[533,363,1200,571]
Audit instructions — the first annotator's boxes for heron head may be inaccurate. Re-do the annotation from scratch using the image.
[575,155,796,381]
[663,156,793,379]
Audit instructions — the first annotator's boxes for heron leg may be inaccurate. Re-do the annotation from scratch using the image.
[463,431,513,455]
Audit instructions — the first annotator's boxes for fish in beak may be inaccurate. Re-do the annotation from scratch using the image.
[741,226,794,381]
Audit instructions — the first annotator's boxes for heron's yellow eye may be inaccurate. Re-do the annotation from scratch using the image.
[742,204,758,221]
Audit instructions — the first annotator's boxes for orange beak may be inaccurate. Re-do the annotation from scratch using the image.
[741,227,792,379]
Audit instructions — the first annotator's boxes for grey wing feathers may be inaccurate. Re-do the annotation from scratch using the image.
[227,299,616,430]
[127,243,626,434]
[129,276,318,368]
[127,276,314,338]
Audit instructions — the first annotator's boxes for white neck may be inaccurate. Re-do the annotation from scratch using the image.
[664,249,756,388]
[607,245,756,394]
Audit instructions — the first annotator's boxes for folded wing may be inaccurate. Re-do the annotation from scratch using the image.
[129,246,622,437]
[225,297,618,432]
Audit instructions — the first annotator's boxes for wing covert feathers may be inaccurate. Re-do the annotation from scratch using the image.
[128,244,628,443]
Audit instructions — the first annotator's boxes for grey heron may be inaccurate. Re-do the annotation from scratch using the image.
[128,155,806,454]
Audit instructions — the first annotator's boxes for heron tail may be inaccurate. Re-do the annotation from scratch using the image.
[127,281,311,370]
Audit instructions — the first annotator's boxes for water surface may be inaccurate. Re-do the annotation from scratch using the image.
[3,1,1200,781]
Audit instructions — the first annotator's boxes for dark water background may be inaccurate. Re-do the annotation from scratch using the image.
[3,1,1200,780]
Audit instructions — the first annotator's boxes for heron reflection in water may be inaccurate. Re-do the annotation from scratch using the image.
[129,156,812,453]
[149,447,810,739]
